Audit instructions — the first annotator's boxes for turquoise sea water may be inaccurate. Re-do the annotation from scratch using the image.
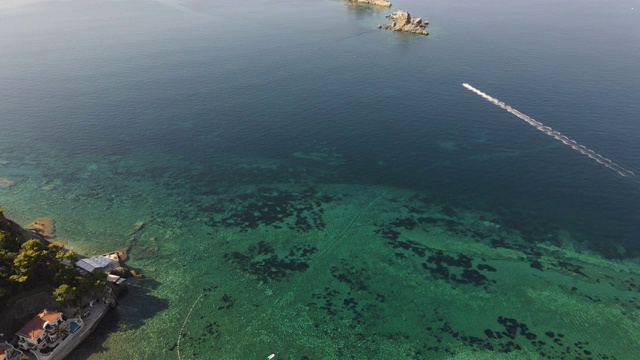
[2,0,640,359]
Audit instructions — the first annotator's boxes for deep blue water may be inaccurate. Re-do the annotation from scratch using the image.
[2,0,640,358]
[6,0,638,257]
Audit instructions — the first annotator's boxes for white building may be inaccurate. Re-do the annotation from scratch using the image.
[76,255,117,273]
[16,309,64,351]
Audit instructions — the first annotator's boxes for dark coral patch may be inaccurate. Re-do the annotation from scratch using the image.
[557,261,588,277]
[223,241,317,282]
[209,187,338,233]
[477,263,497,272]
[530,260,544,271]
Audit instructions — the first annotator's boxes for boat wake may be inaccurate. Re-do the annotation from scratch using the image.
[462,83,635,178]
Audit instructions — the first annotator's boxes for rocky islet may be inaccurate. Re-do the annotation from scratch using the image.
[378,10,429,36]
[347,0,392,7]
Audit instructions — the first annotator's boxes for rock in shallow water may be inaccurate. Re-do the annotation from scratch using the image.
[379,10,429,35]
[0,177,14,188]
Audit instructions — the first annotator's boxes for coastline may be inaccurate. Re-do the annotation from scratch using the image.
[0,214,133,360]
[33,302,112,360]
[1,0,640,358]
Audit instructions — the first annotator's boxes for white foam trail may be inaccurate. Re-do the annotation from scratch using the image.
[463,83,635,178]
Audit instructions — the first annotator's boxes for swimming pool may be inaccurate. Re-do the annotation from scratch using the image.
[69,321,81,333]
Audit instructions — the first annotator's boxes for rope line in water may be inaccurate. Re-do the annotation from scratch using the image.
[277,190,387,307]
[463,83,635,178]
[332,190,387,244]
[177,293,204,360]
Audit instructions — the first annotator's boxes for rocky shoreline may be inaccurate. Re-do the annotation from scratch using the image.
[347,0,392,7]
[378,10,429,35]
[0,212,138,359]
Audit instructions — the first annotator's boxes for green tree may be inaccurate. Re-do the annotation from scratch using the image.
[10,239,48,283]
[0,248,16,300]
[50,243,64,260]
[77,271,107,299]
[54,266,79,285]
[53,283,77,304]
[0,285,13,298]
[52,323,69,339]
[0,232,21,254]
[0,211,27,252]
[64,250,78,262]
[0,248,17,276]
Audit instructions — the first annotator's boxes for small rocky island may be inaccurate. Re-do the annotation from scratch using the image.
[378,10,429,35]
[348,0,392,7]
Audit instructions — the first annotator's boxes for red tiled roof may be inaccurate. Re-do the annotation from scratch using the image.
[16,309,63,340]
[0,343,12,360]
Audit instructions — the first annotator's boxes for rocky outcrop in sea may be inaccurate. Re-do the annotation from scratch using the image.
[378,10,429,35]
[347,0,392,7]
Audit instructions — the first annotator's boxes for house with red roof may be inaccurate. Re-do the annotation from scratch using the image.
[0,341,23,360]
[15,309,64,351]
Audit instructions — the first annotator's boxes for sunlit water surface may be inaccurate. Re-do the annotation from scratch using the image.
[1,0,640,359]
